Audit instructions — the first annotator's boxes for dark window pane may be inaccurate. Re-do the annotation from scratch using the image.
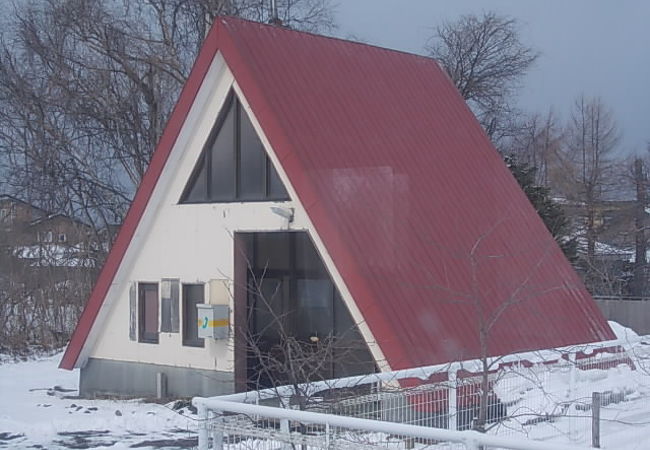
[254,232,291,272]
[268,160,289,200]
[210,101,236,200]
[252,278,283,340]
[333,291,375,377]
[183,154,208,202]
[239,106,266,199]
[144,293,158,333]
[295,278,333,339]
[295,233,326,276]
[181,91,291,204]
[139,283,159,343]
[183,284,204,347]
[334,290,355,338]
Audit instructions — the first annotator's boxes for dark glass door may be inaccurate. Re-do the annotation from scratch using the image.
[243,232,374,389]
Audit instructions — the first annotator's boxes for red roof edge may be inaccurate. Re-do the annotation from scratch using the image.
[59,21,223,370]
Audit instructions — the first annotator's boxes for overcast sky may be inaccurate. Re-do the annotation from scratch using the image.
[335,0,650,156]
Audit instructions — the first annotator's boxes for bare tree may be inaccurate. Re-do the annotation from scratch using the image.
[507,110,564,187]
[553,96,620,272]
[630,158,648,296]
[419,219,576,432]
[0,222,96,354]
[425,12,539,146]
[0,0,336,235]
[0,0,336,354]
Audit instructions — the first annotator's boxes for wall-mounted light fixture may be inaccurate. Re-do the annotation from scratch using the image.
[271,206,294,225]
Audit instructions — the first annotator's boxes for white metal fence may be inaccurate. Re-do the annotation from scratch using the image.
[194,330,650,450]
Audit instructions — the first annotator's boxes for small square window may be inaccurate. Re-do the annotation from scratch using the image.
[39,231,53,243]
[58,233,67,243]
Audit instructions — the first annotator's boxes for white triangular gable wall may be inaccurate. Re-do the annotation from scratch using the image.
[81,51,389,374]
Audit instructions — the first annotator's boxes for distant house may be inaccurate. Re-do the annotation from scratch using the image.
[60,18,614,398]
[0,194,49,242]
[557,198,650,295]
[561,199,643,252]
[0,194,96,268]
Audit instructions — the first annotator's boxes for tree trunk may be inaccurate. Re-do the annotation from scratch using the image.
[632,158,647,297]
[586,193,597,266]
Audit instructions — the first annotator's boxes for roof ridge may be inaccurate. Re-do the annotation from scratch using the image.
[217,15,440,66]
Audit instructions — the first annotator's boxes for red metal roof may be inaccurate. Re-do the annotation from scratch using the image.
[61,17,614,371]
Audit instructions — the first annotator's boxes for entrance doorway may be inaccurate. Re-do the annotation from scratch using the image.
[235,232,375,390]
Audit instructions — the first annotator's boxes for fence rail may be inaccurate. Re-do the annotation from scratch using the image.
[194,331,650,450]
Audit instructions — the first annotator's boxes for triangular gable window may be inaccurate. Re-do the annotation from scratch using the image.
[181,91,290,203]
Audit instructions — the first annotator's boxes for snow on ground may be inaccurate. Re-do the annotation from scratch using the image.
[486,322,650,449]
[0,352,199,449]
[3,323,650,449]
[491,361,650,449]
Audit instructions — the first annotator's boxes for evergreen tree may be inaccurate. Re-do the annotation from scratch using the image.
[506,156,578,262]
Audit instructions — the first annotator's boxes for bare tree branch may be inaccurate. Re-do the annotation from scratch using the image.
[426,11,539,146]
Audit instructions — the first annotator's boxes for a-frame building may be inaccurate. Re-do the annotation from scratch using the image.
[60,17,614,397]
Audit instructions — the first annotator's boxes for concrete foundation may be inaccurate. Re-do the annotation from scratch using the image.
[80,357,234,398]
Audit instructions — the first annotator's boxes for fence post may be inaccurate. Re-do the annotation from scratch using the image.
[568,352,577,400]
[592,392,601,448]
[448,367,458,431]
[280,418,290,450]
[197,404,209,450]
[211,412,224,450]
[568,352,577,439]
[463,437,480,450]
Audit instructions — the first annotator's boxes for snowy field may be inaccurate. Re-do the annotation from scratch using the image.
[0,353,199,449]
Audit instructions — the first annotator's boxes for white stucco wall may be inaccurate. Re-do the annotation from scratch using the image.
[90,202,311,372]
[83,51,389,374]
